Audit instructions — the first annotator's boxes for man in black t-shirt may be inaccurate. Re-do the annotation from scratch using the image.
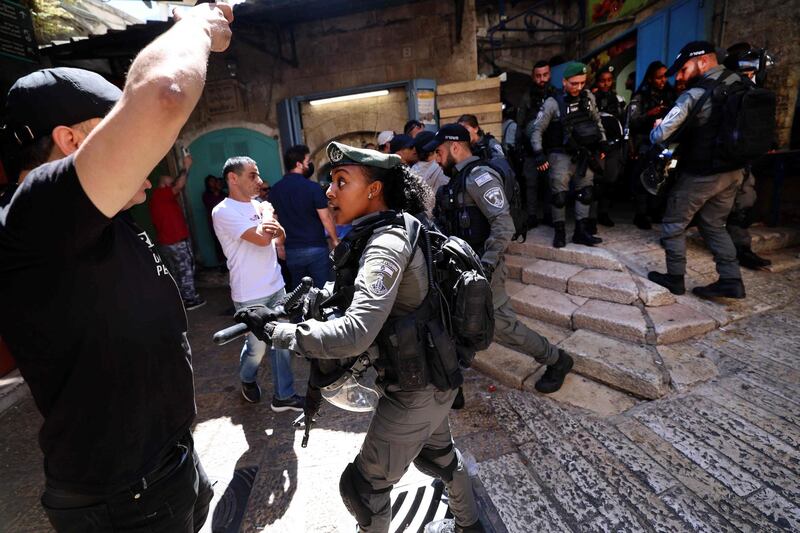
[0,3,233,532]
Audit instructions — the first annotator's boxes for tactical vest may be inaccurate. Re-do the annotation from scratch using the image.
[518,85,557,154]
[318,211,465,392]
[595,91,624,143]
[435,162,493,255]
[543,90,601,152]
[472,134,501,162]
[308,212,399,389]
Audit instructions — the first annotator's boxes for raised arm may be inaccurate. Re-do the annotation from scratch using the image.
[74,3,233,217]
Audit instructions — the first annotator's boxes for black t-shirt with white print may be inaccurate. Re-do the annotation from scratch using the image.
[0,155,196,494]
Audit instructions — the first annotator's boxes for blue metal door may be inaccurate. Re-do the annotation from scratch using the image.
[187,128,281,267]
[635,0,709,87]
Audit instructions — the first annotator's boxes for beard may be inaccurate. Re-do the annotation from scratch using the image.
[440,152,458,178]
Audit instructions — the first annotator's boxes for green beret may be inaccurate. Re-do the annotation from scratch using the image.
[327,141,403,169]
[563,61,588,79]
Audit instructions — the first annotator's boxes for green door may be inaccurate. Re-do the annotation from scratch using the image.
[187,128,282,267]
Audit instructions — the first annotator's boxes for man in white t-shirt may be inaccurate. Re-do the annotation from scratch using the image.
[212,156,304,412]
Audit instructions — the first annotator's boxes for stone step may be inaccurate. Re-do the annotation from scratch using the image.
[686,225,800,254]
[472,341,642,413]
[567,269,639,305]
[509,229,626,271]
[510,282,717,346]
[558,329,671,400]
[573,299,649,343]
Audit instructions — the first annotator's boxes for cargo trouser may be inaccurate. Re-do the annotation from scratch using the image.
[353,386,479,532]
[590,145,623,218]
[549,152,594,223]
[159,239,200,303]
[491,260,559,366]
[661,169,744,279]
[727,168,757,249]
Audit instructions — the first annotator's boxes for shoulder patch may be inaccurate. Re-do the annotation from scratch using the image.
[483,186,505,209]
[663,106,681,123]
[363,257,402,298]
[474,172,493,187]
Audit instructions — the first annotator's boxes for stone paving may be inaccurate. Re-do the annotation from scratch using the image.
[1,257,799,532]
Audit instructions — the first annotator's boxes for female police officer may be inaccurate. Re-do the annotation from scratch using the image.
[235,141,483,533]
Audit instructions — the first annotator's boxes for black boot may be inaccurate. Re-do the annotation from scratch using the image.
[692,278,746,299]
[451,386,465,410]
[647,271,685,295]
[586,217,598,235]
[737,246,772,270]
[526,214,539,229]
[553,222,566,248]
[572,219,603,246]
[633,213,652,230]
[535,350,574,394]
[598,212,615,227]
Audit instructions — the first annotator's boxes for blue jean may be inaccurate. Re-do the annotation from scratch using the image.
[285,246,332,289]
[234,289,296,400]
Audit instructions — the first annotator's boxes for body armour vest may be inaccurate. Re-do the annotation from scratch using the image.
[595,90,624,142]
[543,90,601,152]
[435,162,492,255]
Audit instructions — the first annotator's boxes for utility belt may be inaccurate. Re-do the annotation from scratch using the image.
[42,432,193,507]
[376,289,462,392]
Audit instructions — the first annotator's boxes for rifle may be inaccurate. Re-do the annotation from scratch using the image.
[212,276,313,345]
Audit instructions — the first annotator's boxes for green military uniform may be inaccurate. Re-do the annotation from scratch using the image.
[441,155,560,364]
[270,142,480,533]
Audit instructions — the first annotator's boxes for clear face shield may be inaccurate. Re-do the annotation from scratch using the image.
[321,355,380,412]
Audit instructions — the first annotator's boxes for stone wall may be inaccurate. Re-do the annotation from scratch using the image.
[713,0,800,148]
[179,0,479,165]
[300,87,410,172]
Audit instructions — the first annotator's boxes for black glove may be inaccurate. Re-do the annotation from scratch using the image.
[303,288,326,321]
[234,305,278,343]
[532,151,548,168]
[481,261,495,283]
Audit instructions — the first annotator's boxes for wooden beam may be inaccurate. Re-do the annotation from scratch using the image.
[439,102,502,119]
[437,77,501,96]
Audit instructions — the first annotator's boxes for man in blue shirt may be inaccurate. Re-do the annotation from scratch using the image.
[270,144,338,288]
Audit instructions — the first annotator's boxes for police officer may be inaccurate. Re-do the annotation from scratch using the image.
[629,61,677,229]
[235,142,483,533]
[427,124,574,393]
[531,61,608,248]
[457,113,506,161]
[516,60,558,228]
[591,65,627,229]
[648,41,747,299]
[722,42,773,270]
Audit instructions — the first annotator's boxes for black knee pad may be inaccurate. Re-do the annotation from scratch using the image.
[339,462,389,527]
[550,191,568,208]
[413,444,459,483]
[576,186,594,205]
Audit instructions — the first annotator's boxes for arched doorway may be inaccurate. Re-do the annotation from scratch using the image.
[187,127,282,267]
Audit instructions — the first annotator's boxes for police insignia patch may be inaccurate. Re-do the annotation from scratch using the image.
[363,257,401,297]
[329,145,344,162]
[483,186,505,209]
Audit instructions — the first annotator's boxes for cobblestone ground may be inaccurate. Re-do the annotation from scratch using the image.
[1,268,799,532]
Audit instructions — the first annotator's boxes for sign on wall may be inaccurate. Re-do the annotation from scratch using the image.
[586,0,651,28]
[204,79,243,116]
[0,0,38,63]
[416,89,436,125]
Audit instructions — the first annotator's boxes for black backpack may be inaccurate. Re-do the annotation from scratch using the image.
[354,213,494,392]
[402,214,494,364]
[463,158,528,242]
[706,77,775,165]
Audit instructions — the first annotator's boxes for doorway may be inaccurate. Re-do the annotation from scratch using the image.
[187,127,282,267]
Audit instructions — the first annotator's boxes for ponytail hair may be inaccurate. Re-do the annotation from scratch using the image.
[364,164,431,216]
